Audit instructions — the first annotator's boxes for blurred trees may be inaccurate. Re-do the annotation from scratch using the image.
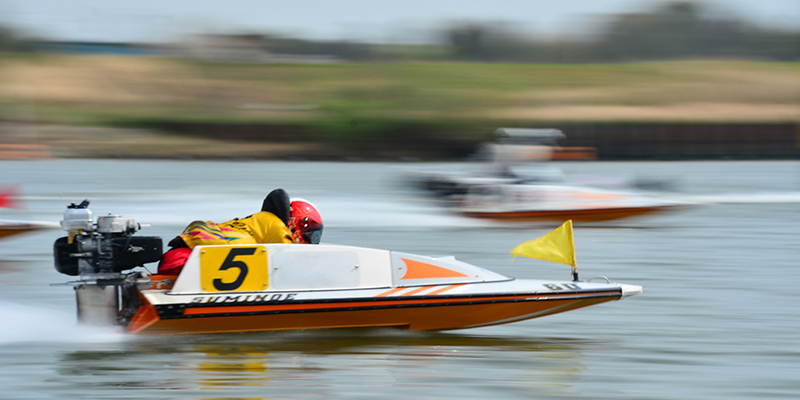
[598,2,799,61]
[203,0,800,65]
[235,34,374,61]
[444,2,798,63]
[1,1,796,62]
[0,25,35,52]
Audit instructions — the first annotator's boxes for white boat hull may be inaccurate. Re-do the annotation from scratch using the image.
[126,243,641,335]
[450,184,690,222]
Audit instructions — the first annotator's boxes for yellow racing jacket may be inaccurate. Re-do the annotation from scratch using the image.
[179,211,293,249]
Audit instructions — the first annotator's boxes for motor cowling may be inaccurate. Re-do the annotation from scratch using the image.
[54,235,163,276]
[53,200,163,328]
[53,200,163,277]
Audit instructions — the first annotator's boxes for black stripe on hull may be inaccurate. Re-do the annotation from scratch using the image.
[154,290,622,320]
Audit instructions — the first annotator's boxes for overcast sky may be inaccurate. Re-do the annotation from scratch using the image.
[2,0,797,43]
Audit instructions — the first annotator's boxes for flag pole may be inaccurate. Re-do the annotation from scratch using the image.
[570,220,578,282]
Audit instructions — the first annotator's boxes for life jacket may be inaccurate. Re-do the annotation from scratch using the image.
[157,212,293,275]
[218,211,294,245]
[177,211,293,249]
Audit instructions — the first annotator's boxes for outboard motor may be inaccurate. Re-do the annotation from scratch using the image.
[53,200,163,327]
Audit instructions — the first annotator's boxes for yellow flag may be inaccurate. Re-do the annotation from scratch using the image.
[511,220,576,268]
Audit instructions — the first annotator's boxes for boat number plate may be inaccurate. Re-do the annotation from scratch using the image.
[200,246,269,292]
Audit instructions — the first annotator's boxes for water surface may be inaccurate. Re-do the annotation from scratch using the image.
[0,160,798,399]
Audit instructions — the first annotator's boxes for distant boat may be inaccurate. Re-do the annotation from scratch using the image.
[0,219,58,240]
[449,183,689,222]
[0,187,58,239]
[408,128,686,222]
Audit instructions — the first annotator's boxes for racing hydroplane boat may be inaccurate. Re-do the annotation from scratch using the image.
[450,183,688,222]
[0,187,59,240]
[0,219,58,240]
[409,128,685,222]
[53,201,642,335]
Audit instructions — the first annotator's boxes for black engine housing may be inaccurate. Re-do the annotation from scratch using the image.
[54,236,163,276]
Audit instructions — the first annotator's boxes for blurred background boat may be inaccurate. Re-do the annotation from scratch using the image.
[0,219,59,240]
[448,183,688,222]
[0,187,59,240]
[407,128,687,222]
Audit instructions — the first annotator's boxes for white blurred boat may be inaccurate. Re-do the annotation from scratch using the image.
[123,243,641,335]
[449,183,688,222]
[409,128,685,222]
[411,128,568,199]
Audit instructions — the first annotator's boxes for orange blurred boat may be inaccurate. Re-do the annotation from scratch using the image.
[0,219,58,239]
[450,183,689,222]
[0,187,59,239]
[409,128,686,222]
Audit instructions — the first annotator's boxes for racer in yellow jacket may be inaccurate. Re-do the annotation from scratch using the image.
[157,189,323,275]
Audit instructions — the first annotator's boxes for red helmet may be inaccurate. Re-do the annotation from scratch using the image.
[288,198,323,244]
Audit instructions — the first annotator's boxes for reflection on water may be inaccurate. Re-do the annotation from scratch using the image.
[53,330,588,399]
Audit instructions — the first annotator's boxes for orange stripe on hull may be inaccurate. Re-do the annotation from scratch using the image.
[129,292,620,335]
[375,287,406,297]
[401,286,437,296]
[426,284,465,295]
[466,205,683,223]
[376,284,464,298]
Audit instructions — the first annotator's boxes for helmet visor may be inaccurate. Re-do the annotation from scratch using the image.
[303,227,322,244]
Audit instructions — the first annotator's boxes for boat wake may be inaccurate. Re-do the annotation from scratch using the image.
[83,194,487,230]
[23,189,800,235]
[0,300,126,345]
[676,191,800,204]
